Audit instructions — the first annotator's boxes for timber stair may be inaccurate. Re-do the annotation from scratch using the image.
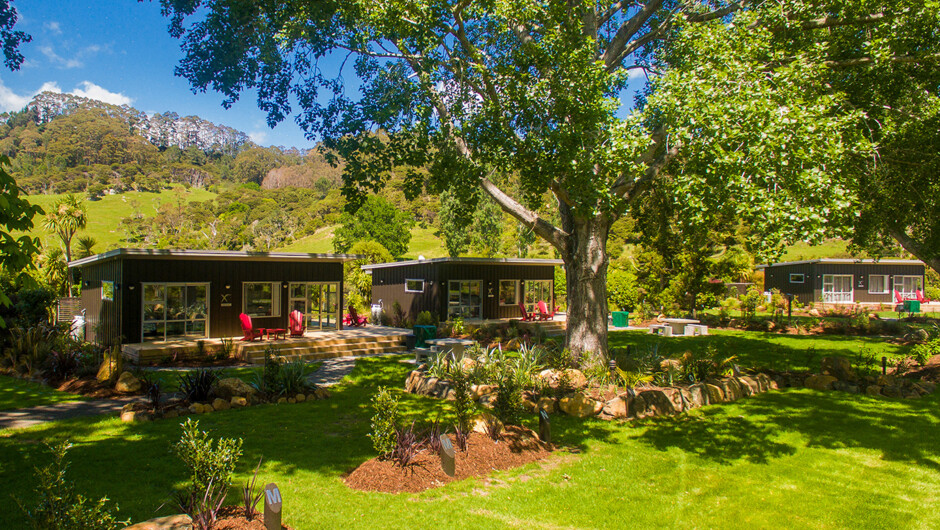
[238,335,408,365]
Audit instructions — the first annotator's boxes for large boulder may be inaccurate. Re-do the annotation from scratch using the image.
[558,393,603,417]
[736,376,760,397]
[638,389,679,416]
[212,377,256,400]
[538,369,588,390]
[821,356,856,381]
[96,350,123,384]
[659,387,693,412]
[601,395,632,419]
[537,396,557,414]
[211,398,231,411]
[471,384,497,400]
[404,370,424,393]
[124,514,192,530]
[804,374,837,391]
[716,378,743,401]
[704,383,724,404]
[687,384,709,408]
[115,371,141,393]
[628,393,649,418]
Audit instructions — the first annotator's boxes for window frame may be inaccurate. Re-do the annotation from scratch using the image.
[498,280,520,306]
[868,274,889,294]
[822,274,854,303]
[894,275,924,298]
[405,279,425,293]
[789,273,805,284]
[101,281,115,301]
[140,282,210,342]
[242,281,281,318]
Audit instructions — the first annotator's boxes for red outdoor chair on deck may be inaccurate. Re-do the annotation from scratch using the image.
[343,305,368,327]
[537,301,557,321]
[916,290,932,304]
[894,290,905,304]
[289,310,305,337]
[239,313,265,342]
[517,302,535,322]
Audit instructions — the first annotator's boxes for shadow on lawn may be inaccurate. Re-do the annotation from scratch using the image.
[633,389,940,468]
[608,330,906,371]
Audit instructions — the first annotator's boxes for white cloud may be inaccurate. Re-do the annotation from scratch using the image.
[39,44,103,69]
[249,130,268,144]
[0,79,131,112]
[628,68,647,80]
[45,21,62,35]
[71,81,133,106]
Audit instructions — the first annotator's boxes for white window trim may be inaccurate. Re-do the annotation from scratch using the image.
[405,279,425,293]
[868,274,889,294]
[498,280,520,306]
[789,273,805,284]
[242,281,281,318]
[822,274,854,304]
[101,281,115,301]
[894,275,924,298]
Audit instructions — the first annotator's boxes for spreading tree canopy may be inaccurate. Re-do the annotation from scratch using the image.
[159,0,876,356]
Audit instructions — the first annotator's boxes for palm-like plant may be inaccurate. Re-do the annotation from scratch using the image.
[74,235,97,259]
[40,247,68,296]
[43,194,87,263]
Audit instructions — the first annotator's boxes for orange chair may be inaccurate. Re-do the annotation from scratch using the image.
[289,310,305,337]
[239,313,265,341]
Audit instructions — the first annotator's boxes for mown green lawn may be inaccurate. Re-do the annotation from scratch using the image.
[0,375,87,411]
[609,328,910,372]
[2,353,939,528]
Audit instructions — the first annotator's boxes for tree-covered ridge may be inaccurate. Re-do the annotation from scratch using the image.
[28,91,250,153]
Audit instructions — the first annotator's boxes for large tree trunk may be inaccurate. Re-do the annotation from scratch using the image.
[562,215,611,362]
[889,227,940,277]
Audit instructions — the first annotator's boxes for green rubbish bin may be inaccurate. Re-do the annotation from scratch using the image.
[904,300,921,313]
[413,325,437,348]
[611,311,630,327]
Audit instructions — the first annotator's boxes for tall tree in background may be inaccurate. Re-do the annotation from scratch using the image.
[0,0,29,70]
[333,195,412,258]
[159,0,867,356]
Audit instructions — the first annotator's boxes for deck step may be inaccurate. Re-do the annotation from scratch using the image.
[242,342,406,362]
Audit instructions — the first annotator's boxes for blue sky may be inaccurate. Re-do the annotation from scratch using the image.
[2,1,646,150]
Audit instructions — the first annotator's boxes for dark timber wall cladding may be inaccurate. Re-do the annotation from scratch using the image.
[763,261,925,305]
[76,255,344,345]
[370,261,556,321]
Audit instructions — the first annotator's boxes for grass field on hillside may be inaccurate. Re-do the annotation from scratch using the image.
[277,225,448,259]
[23,188,217,251]
[2,354,939,529]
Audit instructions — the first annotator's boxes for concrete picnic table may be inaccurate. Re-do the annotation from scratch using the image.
[661,318,700,336]
[426,338,476,359]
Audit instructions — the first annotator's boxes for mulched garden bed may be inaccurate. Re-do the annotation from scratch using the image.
[56,376,125,398]
[212,506,292,530]
[345,426,553,494]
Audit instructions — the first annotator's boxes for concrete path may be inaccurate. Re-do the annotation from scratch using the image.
[0,396,140,431]
[307,352,400,386]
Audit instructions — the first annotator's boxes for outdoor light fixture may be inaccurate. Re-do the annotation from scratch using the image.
[225,284,231,289]
[84,280,91,287]
[128,285,135,291]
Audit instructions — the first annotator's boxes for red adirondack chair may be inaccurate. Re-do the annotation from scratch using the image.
[289,310,305,337]
[537,301,557,321]
[517,302,535,322]
[343,305,368,327]
[894,290,905,304]
[916,290,932,304]
[239,313,265,341]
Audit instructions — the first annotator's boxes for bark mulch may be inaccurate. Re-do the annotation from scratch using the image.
[56,377,124,398]
[344,426,553,494]
[211,506,292,530]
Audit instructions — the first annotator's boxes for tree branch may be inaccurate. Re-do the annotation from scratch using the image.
[601,0,664,69]
[761,12,887,31]
[825,53,940,68]
[888,226,940,275]
[480,176,570,254]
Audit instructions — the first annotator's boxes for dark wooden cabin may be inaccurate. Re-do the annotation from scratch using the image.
[363,257,563,322]
[68,249,357,346]
[759,259,926,305]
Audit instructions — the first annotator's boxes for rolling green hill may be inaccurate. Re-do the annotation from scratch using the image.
[23,187,217,252]
[276,225,449,259]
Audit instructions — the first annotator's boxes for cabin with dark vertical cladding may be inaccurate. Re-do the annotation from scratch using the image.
[68,249,357,346]
[363,258,563,322]
[758,259,926,305]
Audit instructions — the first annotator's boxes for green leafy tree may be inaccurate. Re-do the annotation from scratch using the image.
[0,155,42,324]
[159,0,866,356]
[344,240,393,311]
[43,194,87,264]
[333,195,412,257]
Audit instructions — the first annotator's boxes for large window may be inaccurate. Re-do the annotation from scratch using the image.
[448,280,481,319]
[498,280,519,306]
[822,275,853,303]
[868,275,889,294]
[524,280,553,313]
[405,279,425,293]
[142,283,209,342]
[288,282,339,330]
[894,275,924,298]
[243,282,280,318]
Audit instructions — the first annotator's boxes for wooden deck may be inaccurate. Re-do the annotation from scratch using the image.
[123,326,412,365]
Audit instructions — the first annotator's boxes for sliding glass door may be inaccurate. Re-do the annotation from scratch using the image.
[142,283,209,342]
[448,280,482,319]
[289,282,340,330]
[524,280,553,314]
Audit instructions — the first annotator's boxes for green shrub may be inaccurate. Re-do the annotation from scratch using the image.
[415,311,437,327]
[448,362,475,441]
[174,419,243,495]
[274,360,314,396]
[493,365,523,426]
[249,346,281,397]
[17,442,126,530]
[607,268,639,311]
[178,369,221,403]
[368,387,400,458]
[739,286,763,322]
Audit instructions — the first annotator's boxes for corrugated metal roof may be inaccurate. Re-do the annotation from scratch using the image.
[756,258,924,269]
[68,248,362,268]
[361,257,564,270]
